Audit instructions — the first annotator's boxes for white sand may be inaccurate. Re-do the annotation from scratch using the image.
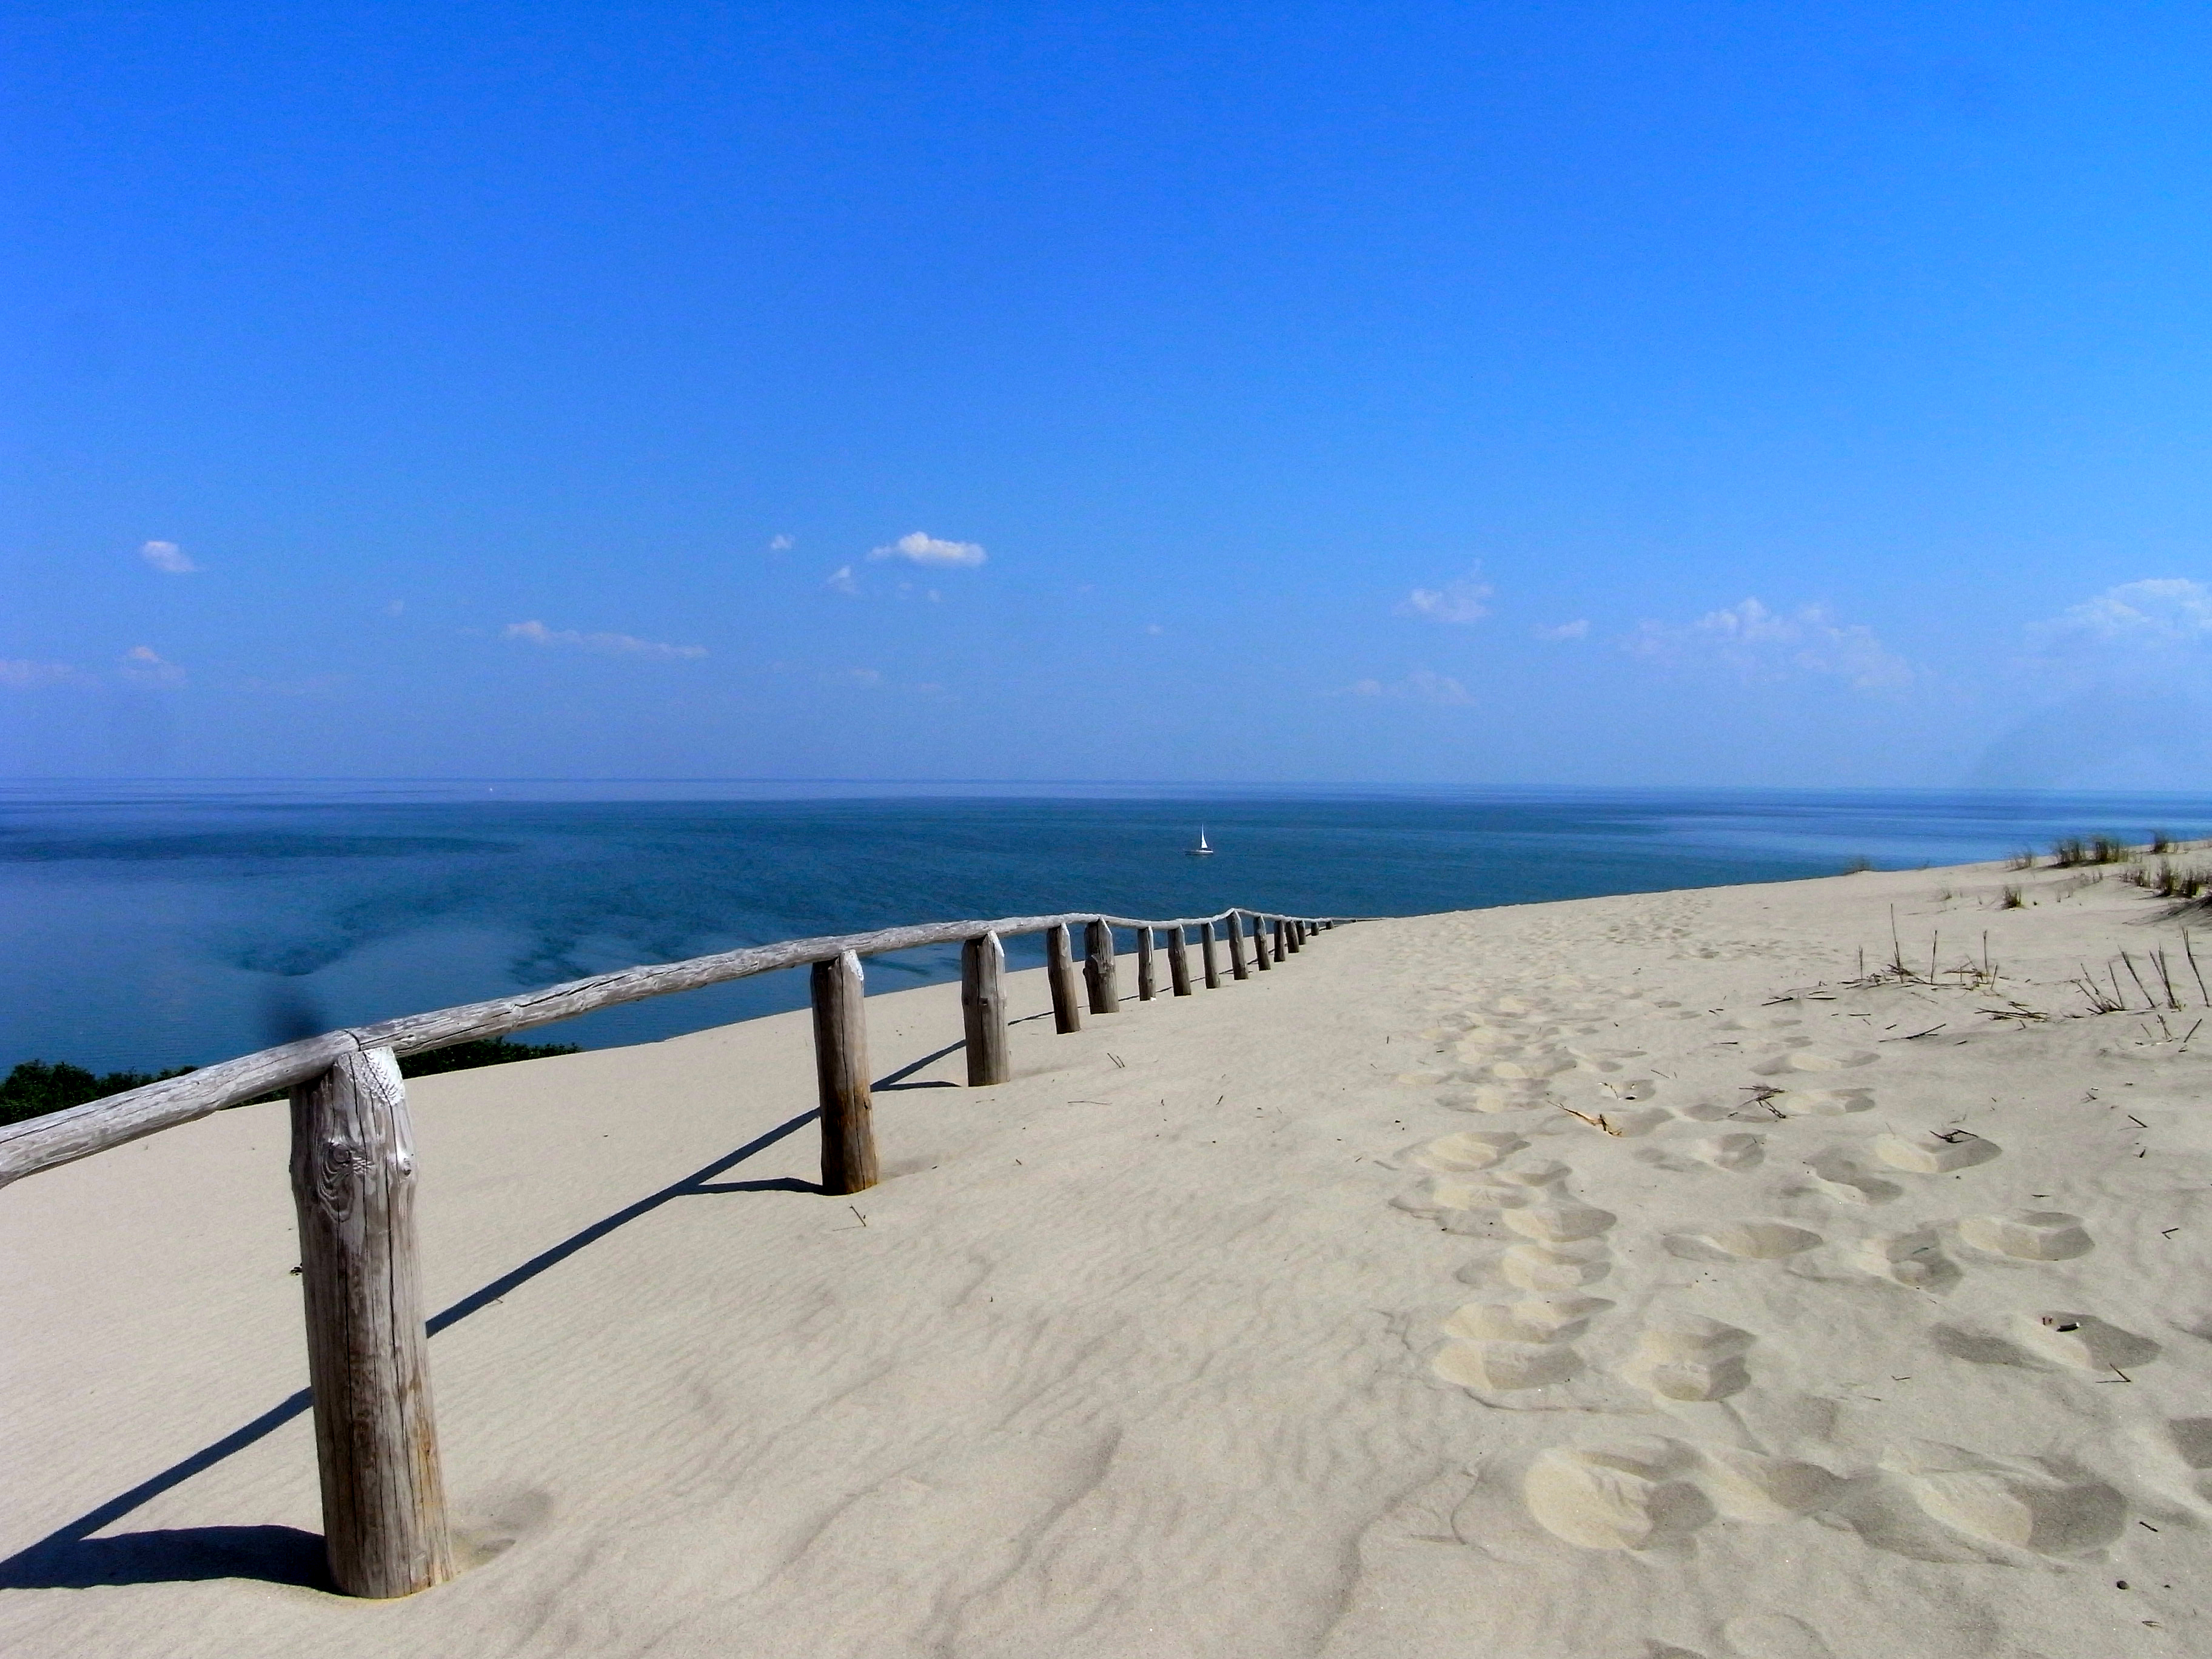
[4,860,2210,1657]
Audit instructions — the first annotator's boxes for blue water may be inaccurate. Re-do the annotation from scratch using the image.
[5,780,2209,1074]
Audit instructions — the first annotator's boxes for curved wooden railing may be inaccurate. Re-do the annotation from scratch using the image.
[1,905,1349,1598]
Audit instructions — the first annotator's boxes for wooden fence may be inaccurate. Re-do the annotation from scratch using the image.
[0,906,1345,1598]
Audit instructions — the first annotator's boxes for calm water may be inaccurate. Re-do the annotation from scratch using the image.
[5,780,2208,1073]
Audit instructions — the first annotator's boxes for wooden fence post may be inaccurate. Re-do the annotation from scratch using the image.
[961,931,1010,1086]
[289,1045,454,1600]
[1227,911,1250,980]
[1200,920,1221,988]
[813,951,878,1196]
[1253,914,1273,971]
[1084,919,1119,1014]
[1137,927,1158,1000]
[1270,917,1286,962]
[1287,920,1303,953]
[1167,925,1193,996]
[1047,923,1083,1033]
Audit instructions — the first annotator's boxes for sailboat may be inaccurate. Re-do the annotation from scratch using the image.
[1186,825,1215,857]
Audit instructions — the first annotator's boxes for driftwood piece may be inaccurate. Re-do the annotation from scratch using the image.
[1227,911,1250,980]
[1137,928,1158,1000]
[1084,919,1119,1014]
[812,951,878,1195]
[961,931,1010,1086]
[289,1047,453,1599]
[1200,921,1221,988]
[1047,923,1084,1033]
[1167,926,1193,997]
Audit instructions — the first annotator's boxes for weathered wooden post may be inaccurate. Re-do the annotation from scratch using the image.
[961,930,1010,1085]
[289,1045,454,1600]
[813,950,878,1195]
[1200,920,1221,988]
[1084,919,1119,1014]
[1167,925,1193,996]
[1287,919,1304,953]
[1227,911,1250,980]
[1137,927,1158,1000]
[1271,917,1286,963]
[1253,913,1273,971]
[1047,923,1083,1033]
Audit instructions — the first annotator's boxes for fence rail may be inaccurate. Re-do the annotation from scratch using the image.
[2,903,1349,1598]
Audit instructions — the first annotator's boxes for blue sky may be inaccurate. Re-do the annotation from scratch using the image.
[4,2,2211,788]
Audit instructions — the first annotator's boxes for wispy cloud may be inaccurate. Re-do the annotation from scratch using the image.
[825,565,860,595]
[2030,578,2212,651]
[1627,597,1911,691]
[1535,618,1589,641]
[768,533,795,551]
[1338,669,1474,705]
[1396,572,1492,625]
[0,659,85,689]
[869,531,987,568]
[140,540,198,574]
[503,620,707,660]
[119,645,186,686]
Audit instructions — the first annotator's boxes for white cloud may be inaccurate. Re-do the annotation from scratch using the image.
[2031,578,2212,649]
[140,540,198,574]
[1336,669,1473,705]
[869,531,987,568]
[1627,597,1911,691]
[768,534,795,551]
[825,565,860,594]
[1397,572,1493,625]
[119,645,186,686]
[1535,618,1590,641]
[0,659,84,688]
[502,620,707,660]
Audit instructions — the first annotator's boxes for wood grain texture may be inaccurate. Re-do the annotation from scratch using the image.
[1047,923,1084,1034]
[289,1047,454,1599]
[4,905,1355,1187]
[960,931,1010,1087]
[1227,912,1250,980]
[1137,928,1158,1001]
[1167,926,1193,997]
[1084,919,1120,1014]
[812,951,878,1195]
[1199,921,1221,989]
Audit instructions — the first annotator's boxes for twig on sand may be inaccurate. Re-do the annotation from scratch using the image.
[1560,1105,1623,1136]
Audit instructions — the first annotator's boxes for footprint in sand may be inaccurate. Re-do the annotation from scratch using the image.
[1799,1151,1902,1205]
[1523,1440,1713,1548]
[1620,1318,1755,1402]
[1663,1221,1823,1262]
[1957,1210,2091,1261]
[1502,1199,1617,1243]
[1752,1049,1877,1077]
[1444,1293,1612,1343]
[1885,1441,2127,1555]
[1694,1131,1766,1170]
[1874,1130,1999,1173]
[2014,1312,2159,1372]
[1855,1229,1960,1293]
[1768,1088,1875,1116]
[1497,1239,1612,1290]
[1412,1131,1529,1171]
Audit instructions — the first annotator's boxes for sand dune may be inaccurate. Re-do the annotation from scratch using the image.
[5,859,2210,1656]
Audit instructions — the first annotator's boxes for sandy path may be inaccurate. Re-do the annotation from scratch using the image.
[4,862,2209,1656]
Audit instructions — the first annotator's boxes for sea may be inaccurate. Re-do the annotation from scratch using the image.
[5,780,2210,1075]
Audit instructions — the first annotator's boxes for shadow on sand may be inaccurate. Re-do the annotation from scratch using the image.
[0,1035,970,1594]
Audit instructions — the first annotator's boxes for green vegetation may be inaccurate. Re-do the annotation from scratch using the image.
[1,1059,198,1127]
[397,1037,582,1077]
[0,1036,582,1128]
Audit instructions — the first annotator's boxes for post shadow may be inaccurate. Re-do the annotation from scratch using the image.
[1,1102,826,1593]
